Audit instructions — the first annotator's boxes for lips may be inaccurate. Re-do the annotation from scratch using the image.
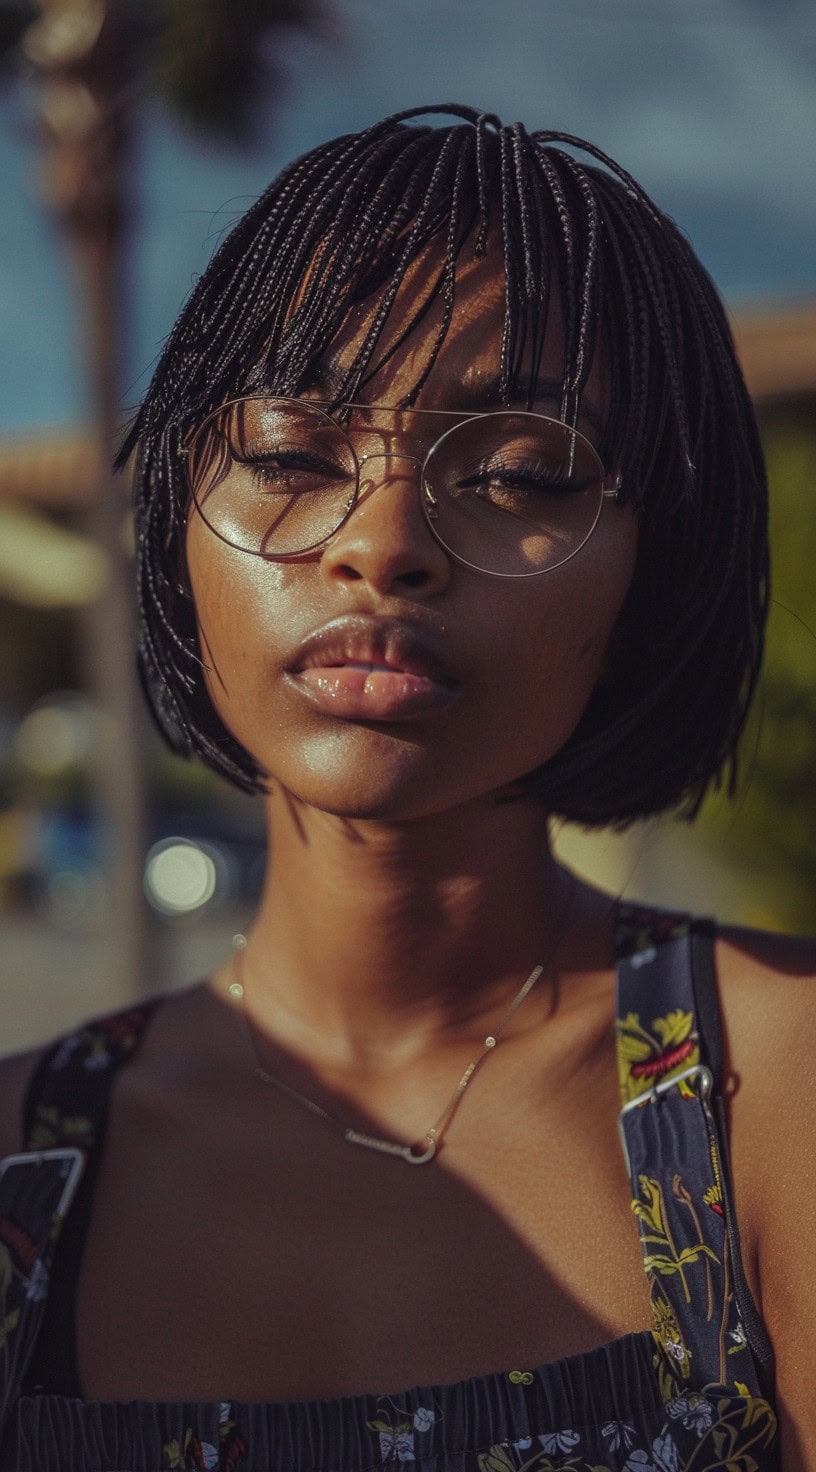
[286,616,459,721]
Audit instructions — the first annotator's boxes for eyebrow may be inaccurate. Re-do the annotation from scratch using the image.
[301,366,605,437]
[454,373,605,437]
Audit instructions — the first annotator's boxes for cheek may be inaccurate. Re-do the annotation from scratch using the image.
[185,520,289,737]
[528,512,636,673]
[500,510,638,751]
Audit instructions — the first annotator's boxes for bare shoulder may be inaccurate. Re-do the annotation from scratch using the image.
[0,983,204,1166]
[712,922,816,1174]
[716,920,816,982]
[713,922,816,1085]
[0,1043,49,1161]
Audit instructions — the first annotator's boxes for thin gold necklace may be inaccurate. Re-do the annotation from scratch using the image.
[229,873,575,1166]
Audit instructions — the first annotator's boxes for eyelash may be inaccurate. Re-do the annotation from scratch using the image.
[236,449,349,486]
[463,458,586,495]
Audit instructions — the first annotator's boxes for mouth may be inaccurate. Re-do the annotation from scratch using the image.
[286,616,459,721]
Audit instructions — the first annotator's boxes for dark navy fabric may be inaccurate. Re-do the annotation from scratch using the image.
[615,910,774,1401]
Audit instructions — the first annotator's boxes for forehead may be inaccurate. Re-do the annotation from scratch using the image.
[305,230,607,433]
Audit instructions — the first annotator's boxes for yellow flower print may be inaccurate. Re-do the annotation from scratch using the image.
[652,1295,692,1380]
[616,1010,700,1104]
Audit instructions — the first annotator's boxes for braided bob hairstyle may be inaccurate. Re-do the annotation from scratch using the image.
[119,104,768,828]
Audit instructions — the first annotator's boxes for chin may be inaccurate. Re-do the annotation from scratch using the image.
[265,760,546,827]
[257,733,476,823]
[274,772,454,824]
[309,793,429,822]
[250,707,577,822]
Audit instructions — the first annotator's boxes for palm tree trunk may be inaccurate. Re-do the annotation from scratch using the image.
[27,0,150,1003]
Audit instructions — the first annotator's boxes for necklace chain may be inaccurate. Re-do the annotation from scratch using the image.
[229,873,575,1165]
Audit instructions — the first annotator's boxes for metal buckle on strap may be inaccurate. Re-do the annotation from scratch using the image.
[617,1063,714,1175]
[0,1146,85,1218]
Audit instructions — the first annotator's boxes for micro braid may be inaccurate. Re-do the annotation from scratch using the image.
[120,104,768,826]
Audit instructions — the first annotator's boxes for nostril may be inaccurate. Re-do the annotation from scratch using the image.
[399,570,431,589]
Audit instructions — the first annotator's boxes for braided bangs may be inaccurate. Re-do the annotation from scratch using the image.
[120,103,768,826]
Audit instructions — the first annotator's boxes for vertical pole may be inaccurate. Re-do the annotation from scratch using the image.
[26,0,150,1002]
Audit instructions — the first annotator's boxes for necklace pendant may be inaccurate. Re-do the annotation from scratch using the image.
[343,1128,437,1165]
[404,1137,437,1165]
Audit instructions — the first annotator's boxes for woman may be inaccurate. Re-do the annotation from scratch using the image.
[0,104,814,1471]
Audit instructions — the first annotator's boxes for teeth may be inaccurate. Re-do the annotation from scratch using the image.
[341,661,396,672]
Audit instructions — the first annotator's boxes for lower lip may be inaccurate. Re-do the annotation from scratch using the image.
[289,666,457,720]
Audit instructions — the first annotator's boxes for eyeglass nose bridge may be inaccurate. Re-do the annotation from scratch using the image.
[357,448,423,473]
[355,448,440,520]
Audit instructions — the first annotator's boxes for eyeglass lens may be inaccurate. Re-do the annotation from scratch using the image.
[187,398,605,576]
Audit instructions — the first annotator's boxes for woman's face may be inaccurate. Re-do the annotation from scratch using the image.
[185,241,638,821]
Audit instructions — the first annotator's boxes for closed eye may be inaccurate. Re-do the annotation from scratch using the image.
[455,458,593,499]
[233,448,351,490]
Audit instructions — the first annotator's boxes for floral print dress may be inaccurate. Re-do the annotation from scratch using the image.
[0,907,779,1471]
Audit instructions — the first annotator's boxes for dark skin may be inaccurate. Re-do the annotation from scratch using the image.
[1,242,815,1465]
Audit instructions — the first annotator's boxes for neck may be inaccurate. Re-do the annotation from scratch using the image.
[232,789,598,1071]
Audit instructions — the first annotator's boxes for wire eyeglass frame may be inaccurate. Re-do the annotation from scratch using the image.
[183,395,623,580]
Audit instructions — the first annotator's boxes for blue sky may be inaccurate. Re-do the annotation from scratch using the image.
[1,0,815,432]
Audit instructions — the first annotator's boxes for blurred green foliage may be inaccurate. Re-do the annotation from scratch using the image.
[699,411,816,932]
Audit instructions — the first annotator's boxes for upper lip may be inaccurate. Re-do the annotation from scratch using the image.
[287,615,457,686]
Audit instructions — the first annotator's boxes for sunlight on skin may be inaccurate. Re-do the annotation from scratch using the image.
[185,236,637,1064]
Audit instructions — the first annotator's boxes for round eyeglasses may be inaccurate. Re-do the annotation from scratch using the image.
[184,396,621,579]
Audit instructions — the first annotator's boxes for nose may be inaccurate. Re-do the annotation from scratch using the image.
[319,450,452,597]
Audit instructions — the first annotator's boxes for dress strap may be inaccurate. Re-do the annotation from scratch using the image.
[0,1002,159,1434]
[614,904,774,1403]
[22,1002,159,1156]
[0,1148,83,1439]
